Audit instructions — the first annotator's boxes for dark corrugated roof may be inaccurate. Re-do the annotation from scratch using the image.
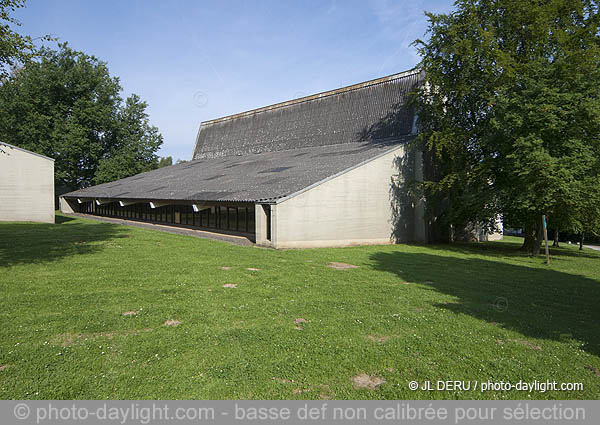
[63,137,414,203]
[63,69,422,203]
[193,69,422,159]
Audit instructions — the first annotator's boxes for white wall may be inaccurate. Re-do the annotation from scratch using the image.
[266,145,424,248]
[0,144,55,223]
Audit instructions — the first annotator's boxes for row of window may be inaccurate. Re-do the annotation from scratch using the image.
[78,201,256,234]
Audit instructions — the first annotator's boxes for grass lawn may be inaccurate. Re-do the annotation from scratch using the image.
[1,213,599,400]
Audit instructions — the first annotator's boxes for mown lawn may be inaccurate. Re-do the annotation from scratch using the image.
[0,214,599,400]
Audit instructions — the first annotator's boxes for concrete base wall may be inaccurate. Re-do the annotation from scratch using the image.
[265,146,418,249]
[59,197,76,213]
[0,145,54,223]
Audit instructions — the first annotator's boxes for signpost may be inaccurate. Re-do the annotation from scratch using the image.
[542,215,550,265]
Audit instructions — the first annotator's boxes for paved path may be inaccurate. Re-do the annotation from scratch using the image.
[584,245,600,252]
[69,213,255,246]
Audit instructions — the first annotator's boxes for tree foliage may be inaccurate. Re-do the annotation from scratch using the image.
[0,0,52,79]
[93,94,163,184]
[0,43,163,188]
[158,156,173,168]
[414,0,600,253]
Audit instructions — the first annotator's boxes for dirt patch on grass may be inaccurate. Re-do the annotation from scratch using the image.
[352,373,385,390]
[223,283,237,288]
[294,318,308,325]
[164,319,182,327]
[585,365,600,376]
[220,266,231,270]
[292,388,311,395]
[512,339,542,351]
[327,262,359,270]
[294,318,308,330]
[55,328,153,347]
[122,311,138,317]
[319,384,332,400]
[367,335,391,343]
[0,365,9,371]
[247,268,260,271]
[272,377,295,384]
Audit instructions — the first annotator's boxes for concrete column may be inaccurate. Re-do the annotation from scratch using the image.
[270,204,278,247]
[255,203,275,247]
[255,204,267,246]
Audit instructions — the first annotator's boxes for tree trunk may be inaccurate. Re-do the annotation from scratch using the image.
[553,229,559,247]
[520,218,543,255]
[579,232,584,250]
[520,221,537,253]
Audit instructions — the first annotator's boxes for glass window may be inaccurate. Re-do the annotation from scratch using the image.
[227,207,235,230]
[237,208,247,232]
[201,208,208,227]
[209,207,217,228]
[219,207,227,230]
[247,207,255,234]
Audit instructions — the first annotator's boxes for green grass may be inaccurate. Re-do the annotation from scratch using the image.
[1,213,599,400]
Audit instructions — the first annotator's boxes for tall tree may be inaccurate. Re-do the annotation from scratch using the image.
[0,43,162,189]
[94,94,163,184]
[414,0,600,254]
[1,0,52,79]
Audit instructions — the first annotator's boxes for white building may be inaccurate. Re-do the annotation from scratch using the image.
[0,142,55,223]
[60,69,437,247]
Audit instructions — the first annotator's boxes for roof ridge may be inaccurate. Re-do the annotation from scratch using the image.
[200,68,421,126]
[195,136,410,160]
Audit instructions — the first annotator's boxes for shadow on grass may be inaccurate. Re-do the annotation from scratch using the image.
[424,239,600,261]
[0,219,124,267]
[55,215,76,224]
[370,250,600,357]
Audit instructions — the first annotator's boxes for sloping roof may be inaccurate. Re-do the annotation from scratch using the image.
[63,138,413,203]
[64,69,422,203]
[193,69,422,159]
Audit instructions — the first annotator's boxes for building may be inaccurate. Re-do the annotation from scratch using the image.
[60,69,428,248]
[1,142,55,223]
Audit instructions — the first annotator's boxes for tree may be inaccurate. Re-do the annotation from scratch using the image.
[158,156,173,168]
[93,94,163,184]
[1,0,52,79]
[413,0,600,254]
[0,43,162,188]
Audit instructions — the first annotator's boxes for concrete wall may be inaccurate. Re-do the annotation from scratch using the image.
[59,197,76,213]
[0,144,55,223]
[265,145,424,248]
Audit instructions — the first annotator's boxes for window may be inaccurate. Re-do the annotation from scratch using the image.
[247,208,255,233]
[237,208,247,232]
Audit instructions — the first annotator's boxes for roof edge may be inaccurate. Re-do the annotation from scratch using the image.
[200,68,422,126]
[270,139,412,205]
[0,142,55,161]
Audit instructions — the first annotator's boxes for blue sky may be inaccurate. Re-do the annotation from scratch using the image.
[14,0,454,161]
